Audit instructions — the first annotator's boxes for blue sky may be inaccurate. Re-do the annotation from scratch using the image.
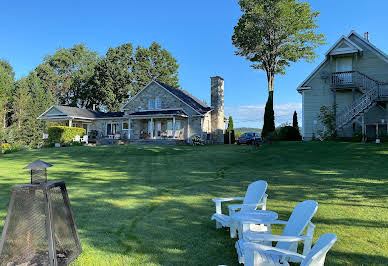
[1,0,388,127]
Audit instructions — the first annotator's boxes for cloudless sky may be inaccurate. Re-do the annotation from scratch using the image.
[1,0,388,127]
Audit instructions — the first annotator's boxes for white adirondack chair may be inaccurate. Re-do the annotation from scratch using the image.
[81,135,88,144]
[211,180,268,238]
[72,135,81,142]
[243,233,337,266]
[235,200,318,264]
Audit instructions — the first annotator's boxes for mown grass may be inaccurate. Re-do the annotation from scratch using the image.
[0,142,387,265]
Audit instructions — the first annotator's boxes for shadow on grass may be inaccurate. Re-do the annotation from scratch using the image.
[0,142,387,265]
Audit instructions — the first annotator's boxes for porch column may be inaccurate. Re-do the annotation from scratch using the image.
[69,120,73,127]
[128,119,131,140]
[150,118,154,139]
[172,117,176,139]
[376,124,379,139]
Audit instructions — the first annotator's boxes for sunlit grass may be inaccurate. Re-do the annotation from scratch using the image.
[0,142,387,265]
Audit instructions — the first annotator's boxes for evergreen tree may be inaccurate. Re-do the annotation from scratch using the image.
[262,91,275,137]
[227,116,234,131]
[293,110,299,129]
[12,78,32,142]
[0,61,14,141]
[27,72,55,146]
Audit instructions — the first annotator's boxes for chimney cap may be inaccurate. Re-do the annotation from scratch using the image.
[210,76,224,81]
[364,32,369,41]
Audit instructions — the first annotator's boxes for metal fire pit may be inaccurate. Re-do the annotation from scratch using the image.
[0,160,82,266]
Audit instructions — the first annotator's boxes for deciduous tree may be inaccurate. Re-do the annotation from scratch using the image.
[133,42,179,94]
[232,0,325,137]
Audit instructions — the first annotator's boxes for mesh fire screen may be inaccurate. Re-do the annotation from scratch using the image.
[0,181,81,266]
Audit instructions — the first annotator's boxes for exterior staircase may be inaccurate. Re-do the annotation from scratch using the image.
[332,71,388,129]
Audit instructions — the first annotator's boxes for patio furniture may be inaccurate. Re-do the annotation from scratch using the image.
[72,135,81,142]
[231,210,278,240]
[114,133,121,139]
[235,200,318,264]
[211,180,268,238]
[167,130,173,138]
[107,135,114,139]
[81,135,88,144]
[243,233,337,266]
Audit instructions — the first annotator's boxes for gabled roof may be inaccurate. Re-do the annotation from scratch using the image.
[122,80,212,115]
[156,81,212,114]
[38,105,124,120]
[348,30,388,63]
[297,31,388,91]
[325,35,363,56]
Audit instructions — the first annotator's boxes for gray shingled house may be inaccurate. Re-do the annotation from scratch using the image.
[297,31,388,140]
[38,77,226,144]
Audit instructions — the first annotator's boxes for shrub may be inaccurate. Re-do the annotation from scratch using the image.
[224,130,236,144]
[192,135,203,146]
[1,142,27,154]
[47,126,86,144]
[351,130,364,142]
[277,126,302,141]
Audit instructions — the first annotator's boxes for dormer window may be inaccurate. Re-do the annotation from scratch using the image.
[148,99,155,110]
[155,97,162,109]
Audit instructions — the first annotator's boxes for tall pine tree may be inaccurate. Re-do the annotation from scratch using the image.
[12,78,32,142]
[293,110,299,129]
[0,62,14,142]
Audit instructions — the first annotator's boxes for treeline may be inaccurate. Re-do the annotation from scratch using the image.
[0,42,180,147]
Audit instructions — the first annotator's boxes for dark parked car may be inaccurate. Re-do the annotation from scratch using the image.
[237,132,261,145]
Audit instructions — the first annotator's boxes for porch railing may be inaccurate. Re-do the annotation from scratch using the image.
[331,71,379,93]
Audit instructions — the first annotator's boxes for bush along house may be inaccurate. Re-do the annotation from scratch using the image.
[297,31,388,141]
[38,76,226,144]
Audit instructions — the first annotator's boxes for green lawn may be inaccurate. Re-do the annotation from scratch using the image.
[0,142,387,265]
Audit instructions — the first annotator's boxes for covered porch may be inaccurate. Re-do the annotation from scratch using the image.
[126,110,188,141]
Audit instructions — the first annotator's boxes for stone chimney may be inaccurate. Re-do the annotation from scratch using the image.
[364,32,369,42]
[210,76,225,144]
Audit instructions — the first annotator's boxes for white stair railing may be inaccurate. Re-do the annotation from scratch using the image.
[333,71,383,129]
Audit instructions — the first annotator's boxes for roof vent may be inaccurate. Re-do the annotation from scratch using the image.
[364,32,369,42]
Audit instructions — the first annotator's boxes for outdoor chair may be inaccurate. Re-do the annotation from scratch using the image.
[211,180,268,238]
[235,200,318,264]
[114,133,121,139]
[81,135,88,144]
[243,233,337,266]
[72,135,81,142]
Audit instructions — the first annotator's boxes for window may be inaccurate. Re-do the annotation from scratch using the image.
[148,99,155,109]
[155,98,162,109]
[123,122,129,130]
[167,121,173,130]
[175,121,181,130]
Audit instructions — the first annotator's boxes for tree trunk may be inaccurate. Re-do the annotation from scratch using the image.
[262,73,275,138]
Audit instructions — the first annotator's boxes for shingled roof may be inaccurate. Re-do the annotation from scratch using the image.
[50,106,124,119]
[156,81,213,114]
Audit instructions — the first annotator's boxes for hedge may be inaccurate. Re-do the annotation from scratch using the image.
[277,126,302,141]
[47,126,86,144]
